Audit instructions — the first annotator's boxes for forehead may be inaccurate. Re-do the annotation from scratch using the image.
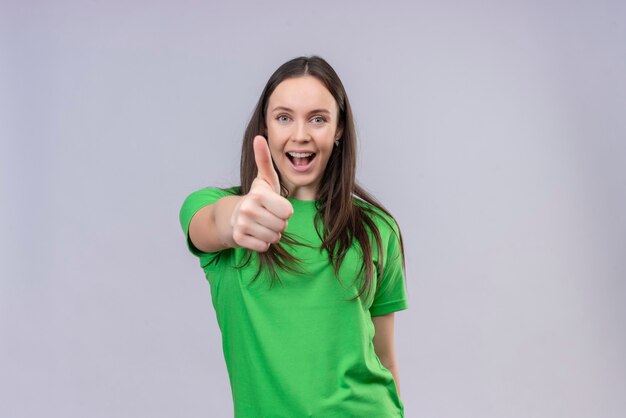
[268,76,337,113]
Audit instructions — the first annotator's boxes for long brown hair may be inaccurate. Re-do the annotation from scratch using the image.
[234,55,405,303]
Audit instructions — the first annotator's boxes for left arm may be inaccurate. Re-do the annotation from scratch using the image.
[372,312,402,396]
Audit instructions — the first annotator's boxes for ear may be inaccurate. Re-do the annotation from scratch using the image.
[335,124,344,140]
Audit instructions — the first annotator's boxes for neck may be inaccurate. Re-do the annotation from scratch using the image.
[284,184,318,200]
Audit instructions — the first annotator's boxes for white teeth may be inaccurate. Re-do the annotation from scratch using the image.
[288,152,314,158]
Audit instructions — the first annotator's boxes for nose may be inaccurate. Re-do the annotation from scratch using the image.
[292,120,311,142]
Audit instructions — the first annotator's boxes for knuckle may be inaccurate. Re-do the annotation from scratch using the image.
[238,204,254,217]
[232,230,243,244]
[248,191,263,204]
[237,218,250,231]
[231,217,246,232]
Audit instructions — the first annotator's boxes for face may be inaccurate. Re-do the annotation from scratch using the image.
[265,76,342,200]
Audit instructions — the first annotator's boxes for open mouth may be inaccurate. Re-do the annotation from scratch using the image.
[286,153,316,169]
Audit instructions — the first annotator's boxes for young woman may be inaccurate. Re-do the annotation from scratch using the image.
[179,56,409,417]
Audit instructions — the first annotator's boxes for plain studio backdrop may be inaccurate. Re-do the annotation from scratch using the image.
[1,1,625,417]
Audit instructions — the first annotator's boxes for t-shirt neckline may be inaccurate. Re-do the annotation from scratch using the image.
[286,197,318,212]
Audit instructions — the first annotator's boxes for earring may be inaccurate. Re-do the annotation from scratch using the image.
[334,140,340,147]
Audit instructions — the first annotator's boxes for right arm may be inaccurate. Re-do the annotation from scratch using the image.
[188,195,243,253]
[187,136,293,254]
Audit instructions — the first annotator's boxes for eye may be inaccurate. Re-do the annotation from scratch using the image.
[311,116,327,124]
[277,114,290,123]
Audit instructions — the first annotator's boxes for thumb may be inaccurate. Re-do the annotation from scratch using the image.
[253,135,281,194]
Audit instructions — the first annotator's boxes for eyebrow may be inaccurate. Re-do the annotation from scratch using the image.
[270,106,332,115]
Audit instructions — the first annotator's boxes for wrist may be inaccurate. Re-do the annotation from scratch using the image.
[215,195,243,249]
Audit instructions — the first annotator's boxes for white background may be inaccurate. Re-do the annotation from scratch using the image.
[2,1,625,417]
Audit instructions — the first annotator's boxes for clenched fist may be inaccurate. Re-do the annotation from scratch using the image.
[230,135,294,252]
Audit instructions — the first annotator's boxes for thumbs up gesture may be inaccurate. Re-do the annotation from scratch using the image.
[230,136,294,252]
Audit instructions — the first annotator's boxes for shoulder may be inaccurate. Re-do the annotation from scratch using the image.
[353,198,401,239]
[179,185,241,229]
[183,186,241,205]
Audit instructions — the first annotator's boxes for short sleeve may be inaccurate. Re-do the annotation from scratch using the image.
[178,186,240,262]
[369,216,409,317]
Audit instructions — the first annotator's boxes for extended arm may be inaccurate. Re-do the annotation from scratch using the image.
[372,312,401,396]
[188,137,293,254]
[189,195,243,253]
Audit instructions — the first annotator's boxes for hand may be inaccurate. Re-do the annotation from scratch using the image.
[230,135,294,252]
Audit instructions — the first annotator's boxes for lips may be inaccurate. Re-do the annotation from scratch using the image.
[286,152,316,163]
[286,152,316,171]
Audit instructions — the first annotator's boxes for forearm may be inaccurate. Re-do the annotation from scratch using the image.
[386,364,401,397]
[212,195,243,249]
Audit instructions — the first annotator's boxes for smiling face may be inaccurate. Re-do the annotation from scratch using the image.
[265,76,342,200]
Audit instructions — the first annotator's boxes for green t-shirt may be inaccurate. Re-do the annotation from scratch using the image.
[179,186,409,417]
